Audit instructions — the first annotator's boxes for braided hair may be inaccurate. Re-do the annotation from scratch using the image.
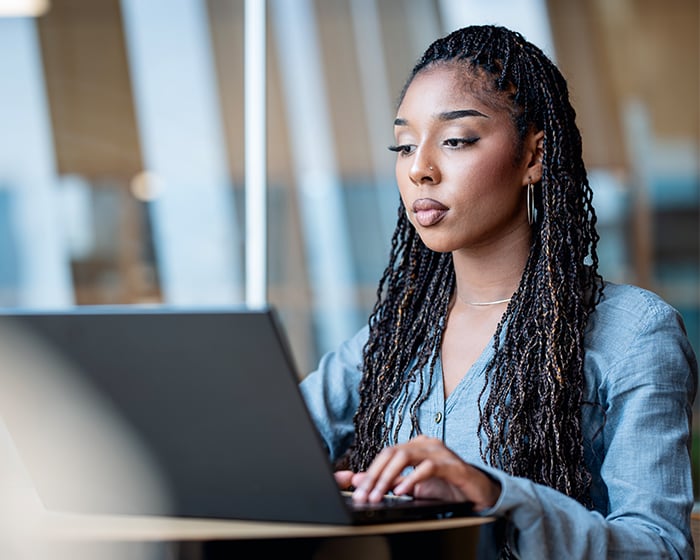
[346,25,604,508]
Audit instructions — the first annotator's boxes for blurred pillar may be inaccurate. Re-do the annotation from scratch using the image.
[120,0,243,305]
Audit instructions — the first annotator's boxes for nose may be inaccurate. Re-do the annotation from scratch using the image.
[408,150,440,185]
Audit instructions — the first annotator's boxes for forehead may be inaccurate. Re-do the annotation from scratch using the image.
[398,63,513,119]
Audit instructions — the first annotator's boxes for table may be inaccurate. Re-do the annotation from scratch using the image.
[5,505,495,560]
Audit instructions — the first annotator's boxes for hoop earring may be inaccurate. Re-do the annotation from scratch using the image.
[527,182,535,225]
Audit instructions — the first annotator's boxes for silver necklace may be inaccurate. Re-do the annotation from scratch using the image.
[467,297,512,306]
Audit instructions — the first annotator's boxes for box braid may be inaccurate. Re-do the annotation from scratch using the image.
[346,25,604,511]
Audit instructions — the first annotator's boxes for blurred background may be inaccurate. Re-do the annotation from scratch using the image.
[0,0,697,489]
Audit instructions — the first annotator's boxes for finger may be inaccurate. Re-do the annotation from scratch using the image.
[375,438,441,492]
[350,471,367,489]
[355,447,415,503]
[393,458,444,496]
[351,447,398,502]
[334,470,355,489]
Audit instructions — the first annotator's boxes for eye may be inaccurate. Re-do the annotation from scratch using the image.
[387,144,416,156]
[443,137,480,148]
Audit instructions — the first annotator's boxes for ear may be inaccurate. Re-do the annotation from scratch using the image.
[522,129,544,185]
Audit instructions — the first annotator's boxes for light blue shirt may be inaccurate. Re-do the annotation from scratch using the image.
[300,282,698,559]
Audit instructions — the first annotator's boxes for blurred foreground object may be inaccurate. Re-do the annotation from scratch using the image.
[0,317,171,559]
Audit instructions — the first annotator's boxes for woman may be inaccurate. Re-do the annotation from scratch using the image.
[300,25,697,558]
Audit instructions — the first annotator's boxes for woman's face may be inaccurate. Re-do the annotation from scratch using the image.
[392,64,542,255]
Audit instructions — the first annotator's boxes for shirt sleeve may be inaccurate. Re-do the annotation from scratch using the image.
[478,301,698,559]
[298,325,369,464]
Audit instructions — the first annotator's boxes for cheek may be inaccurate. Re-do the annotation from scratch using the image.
[396,167,411,201]
[462,155,522,195]
[395,175,417,225]
[398,189,414,224]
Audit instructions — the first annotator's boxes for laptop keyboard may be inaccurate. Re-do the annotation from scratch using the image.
[341,490,415,510]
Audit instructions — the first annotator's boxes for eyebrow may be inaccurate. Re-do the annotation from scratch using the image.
[439,109,489,121]
[394,109,489,126]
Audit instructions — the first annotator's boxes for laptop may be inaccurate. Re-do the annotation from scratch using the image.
[0,306,474,525]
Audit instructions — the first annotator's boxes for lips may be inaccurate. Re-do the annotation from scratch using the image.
[412,198,448,227]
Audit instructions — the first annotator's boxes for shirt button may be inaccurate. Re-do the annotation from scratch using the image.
[434,412,442,424]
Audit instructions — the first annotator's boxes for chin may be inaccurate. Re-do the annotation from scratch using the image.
[416,234,458,254]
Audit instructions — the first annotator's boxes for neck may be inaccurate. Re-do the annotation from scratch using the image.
[451,230,530,308]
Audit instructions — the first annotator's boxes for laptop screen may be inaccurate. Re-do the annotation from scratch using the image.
[0,306,355,523]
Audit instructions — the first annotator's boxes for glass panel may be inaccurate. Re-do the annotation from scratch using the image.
[0,0,697,491]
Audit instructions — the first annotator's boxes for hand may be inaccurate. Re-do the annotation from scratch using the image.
[339,435,501,512]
